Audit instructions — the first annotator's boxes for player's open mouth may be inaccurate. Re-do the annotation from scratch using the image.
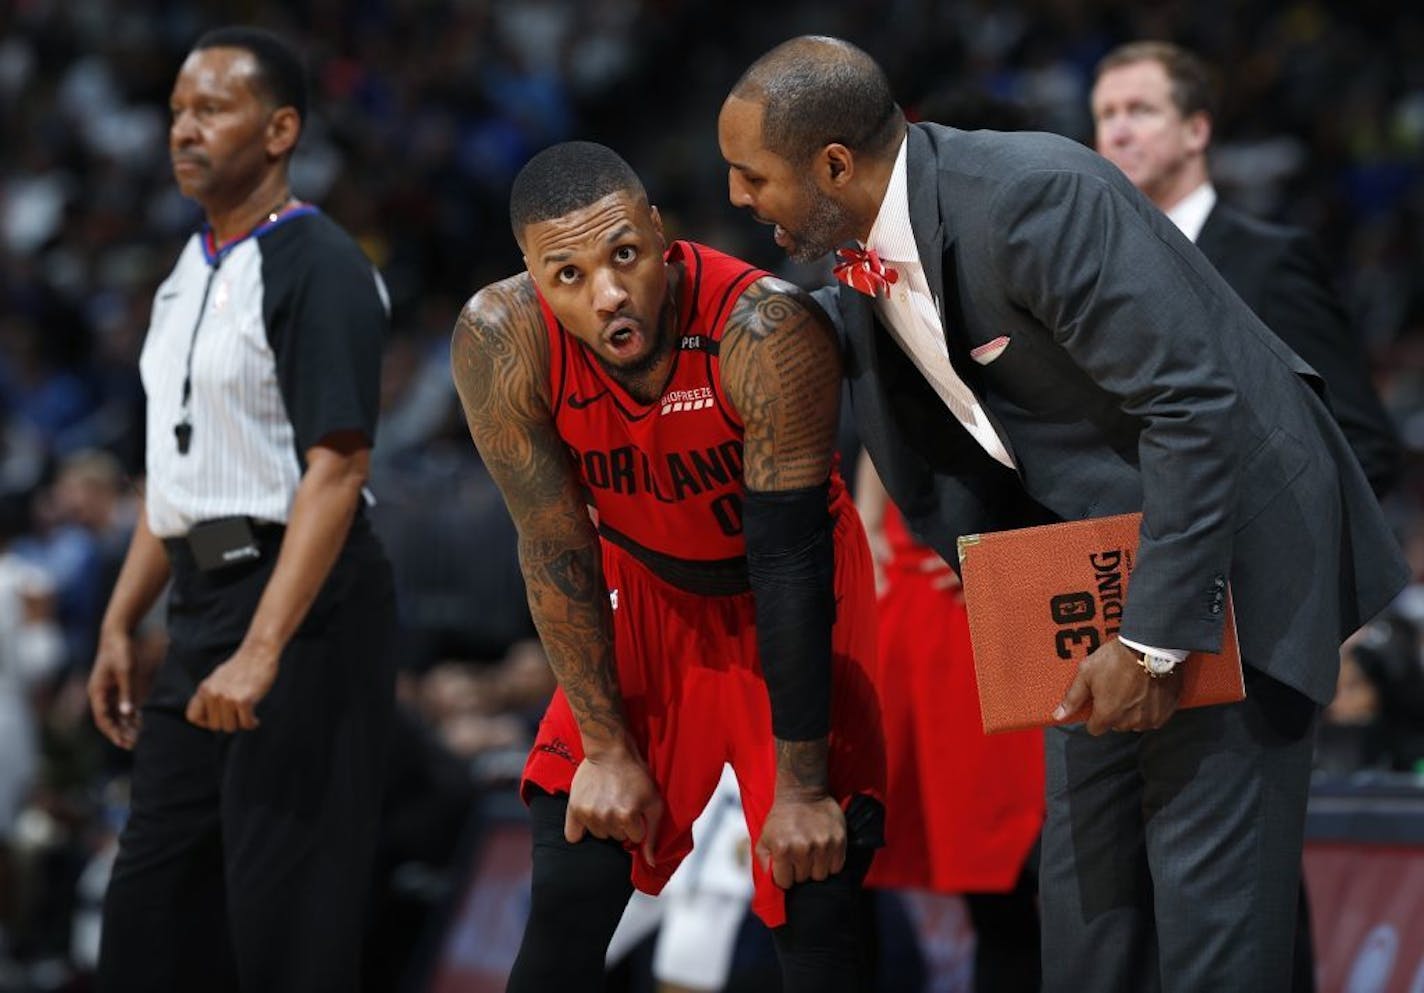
[604,318,644,356]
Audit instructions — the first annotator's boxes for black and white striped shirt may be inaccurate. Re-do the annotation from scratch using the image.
[140,206,388,538]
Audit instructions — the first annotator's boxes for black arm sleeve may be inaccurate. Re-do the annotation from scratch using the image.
[743,481,836,742]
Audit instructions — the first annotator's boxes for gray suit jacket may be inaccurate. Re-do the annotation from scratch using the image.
[823,123,1406,705]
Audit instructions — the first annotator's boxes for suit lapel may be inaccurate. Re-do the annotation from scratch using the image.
[904,126,977,378]
[837,280,877,373]
[905,126,946,324]
[902,125,1020,468]
[1194,202,1228,261]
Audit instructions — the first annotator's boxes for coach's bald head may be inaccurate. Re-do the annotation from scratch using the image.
[729,36,903,166]
[719,36,903,262]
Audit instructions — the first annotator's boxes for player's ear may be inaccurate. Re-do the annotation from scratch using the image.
[649,204,665,241]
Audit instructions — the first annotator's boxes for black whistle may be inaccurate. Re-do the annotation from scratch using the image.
[174,421,192,455]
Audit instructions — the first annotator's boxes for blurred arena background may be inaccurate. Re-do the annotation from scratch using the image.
[1,1,1422,991]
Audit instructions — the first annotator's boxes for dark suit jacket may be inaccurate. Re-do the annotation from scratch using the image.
[822,123,1407,705]
[1196,202,1400,496]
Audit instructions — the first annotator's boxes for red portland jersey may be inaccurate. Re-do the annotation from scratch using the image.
[541,240,844,578]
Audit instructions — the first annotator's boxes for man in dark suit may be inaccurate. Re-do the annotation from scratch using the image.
[1092,40,1400,497]
[718,35,1408,993]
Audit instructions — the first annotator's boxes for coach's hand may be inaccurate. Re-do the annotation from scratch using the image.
[757,790,847,890]
[186,645,279,733]
[1053,637,1183,735]
[565,742,663,867]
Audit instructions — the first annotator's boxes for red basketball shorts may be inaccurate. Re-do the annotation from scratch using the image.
[864,511,1044,895]
[522,501,885,928]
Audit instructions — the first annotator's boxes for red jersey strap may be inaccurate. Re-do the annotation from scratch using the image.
[668,240,764,348]
[667,241,766,431]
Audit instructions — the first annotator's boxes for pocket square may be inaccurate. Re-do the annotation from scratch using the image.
[970,336,1011,365]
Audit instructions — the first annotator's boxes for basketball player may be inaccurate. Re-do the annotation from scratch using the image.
[450,141,885,993]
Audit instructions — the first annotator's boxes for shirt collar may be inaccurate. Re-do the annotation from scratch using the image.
[1166,181,1217,243]
[864,135,917,263]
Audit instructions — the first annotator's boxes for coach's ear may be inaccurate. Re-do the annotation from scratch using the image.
[820,142,855,190]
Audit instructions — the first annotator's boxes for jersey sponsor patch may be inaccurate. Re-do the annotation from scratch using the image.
[660,386,714,416]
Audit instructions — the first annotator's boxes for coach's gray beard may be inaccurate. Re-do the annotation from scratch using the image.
[788,180,854,264]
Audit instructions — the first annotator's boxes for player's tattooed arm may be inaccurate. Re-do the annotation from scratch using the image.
[723,278,847,885]
[451,275,627,751]
[720,278,844,494]
[722,279,843,795]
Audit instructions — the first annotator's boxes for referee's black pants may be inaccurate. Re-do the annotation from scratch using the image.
[97,520,397,993]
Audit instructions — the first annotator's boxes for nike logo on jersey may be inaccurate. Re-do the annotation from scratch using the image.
[566,390,609,410]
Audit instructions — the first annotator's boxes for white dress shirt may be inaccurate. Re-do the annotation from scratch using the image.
[1166,182,1217,243]
[864,137,1185,667]
[864,137,1015,469]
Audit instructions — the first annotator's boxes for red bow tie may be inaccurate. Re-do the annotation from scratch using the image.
[834,246,899,297]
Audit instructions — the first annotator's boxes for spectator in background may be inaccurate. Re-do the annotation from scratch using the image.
[1318,615,1424,775]
[412,641,555,769]
[15,450,134,673]
[50,451,134,583]
[11,484,103,674]
[1091,40,1401,497]
[0,493,65,958]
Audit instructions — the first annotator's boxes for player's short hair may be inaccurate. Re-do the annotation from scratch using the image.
[509,141,647,242]
[1095,41,1217,120]
[731,35,903,164]
[193,26,308,125]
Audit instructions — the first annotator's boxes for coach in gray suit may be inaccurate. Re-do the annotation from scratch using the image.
[718,36,1408,993]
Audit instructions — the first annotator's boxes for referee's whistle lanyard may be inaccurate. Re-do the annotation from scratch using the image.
[174,195,298,456]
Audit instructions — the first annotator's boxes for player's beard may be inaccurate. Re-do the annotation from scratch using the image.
[596,293,678,400]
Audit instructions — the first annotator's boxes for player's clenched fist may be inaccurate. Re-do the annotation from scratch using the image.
[756,792,847,889]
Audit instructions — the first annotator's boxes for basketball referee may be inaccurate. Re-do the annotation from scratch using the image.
[86,27,396,993]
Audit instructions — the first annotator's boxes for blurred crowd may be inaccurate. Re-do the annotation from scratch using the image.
[1,0,1423,989]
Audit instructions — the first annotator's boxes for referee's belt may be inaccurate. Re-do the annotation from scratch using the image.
[163,516,286,572]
